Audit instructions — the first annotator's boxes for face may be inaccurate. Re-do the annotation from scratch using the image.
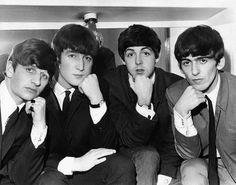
[180,55,224,93]
[58,49,93,89]
[6,62,49,104]
[124,46,157,78]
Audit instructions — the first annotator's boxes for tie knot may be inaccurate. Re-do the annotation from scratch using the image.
[205,95,210,101]
[65,90,71,97]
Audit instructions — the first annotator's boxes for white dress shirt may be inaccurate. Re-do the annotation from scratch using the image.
[0,80,47,148]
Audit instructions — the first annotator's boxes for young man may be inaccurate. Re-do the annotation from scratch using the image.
[166,25,236,185]
[38,24,135,185]
[104,24,182,185]
[0,38,57,185]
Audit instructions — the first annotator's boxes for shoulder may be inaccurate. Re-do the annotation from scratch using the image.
[220,71,236,93]
[166,78,189,104]
[155,67,183,86]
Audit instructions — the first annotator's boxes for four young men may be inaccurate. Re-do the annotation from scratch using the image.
[0,23,234,185]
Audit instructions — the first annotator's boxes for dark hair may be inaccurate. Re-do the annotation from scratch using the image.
[8,38,57,79]
[174,25,224,68]
[118,24,161,60]
[52,24,98,61]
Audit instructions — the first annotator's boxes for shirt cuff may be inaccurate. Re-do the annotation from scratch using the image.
[31,124,47,148]
[58,157,74,175]
[136,103,155,119]
[173,108,197,137]
[157,174,172,185]
[90,101,107,124]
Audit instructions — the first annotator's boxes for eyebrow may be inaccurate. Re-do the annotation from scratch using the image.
[125,46,152,52]
[182,54,213,61]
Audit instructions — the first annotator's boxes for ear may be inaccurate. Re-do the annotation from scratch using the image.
[121,57,126,65]
[155,57,160,64]
[217,57,225,70]
[5,60,14,78]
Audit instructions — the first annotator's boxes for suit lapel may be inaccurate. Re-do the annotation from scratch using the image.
[46,89,64,126]
[120,67,137,108]
[1,108,29,160]
[215,72,228,129]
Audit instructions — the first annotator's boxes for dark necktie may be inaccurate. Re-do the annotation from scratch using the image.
[205,95,219,185]
[4,107,19,133]
[62,90,71,116]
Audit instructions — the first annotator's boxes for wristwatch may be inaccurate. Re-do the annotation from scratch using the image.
[90,100,105,108]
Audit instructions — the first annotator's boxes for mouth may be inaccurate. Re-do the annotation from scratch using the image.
[25,87,37,94]
[73,74,84,78]
[135,69,145,74]
[192,78,203,84]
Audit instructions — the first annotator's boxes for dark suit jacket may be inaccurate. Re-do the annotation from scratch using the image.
[0,106,46,185]
[45,81,117,169]
[166,71,236,182]
[104,65,183,178]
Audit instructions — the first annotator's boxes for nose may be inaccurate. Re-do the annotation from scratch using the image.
[32,73,41,86]
[191,62,200,76]
[76,57,84,71]
[135,53,143,65]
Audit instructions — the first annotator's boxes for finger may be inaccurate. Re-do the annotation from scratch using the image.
[29,105,34,112]
[25,101,34,114]
[94,157,106,165]
[95,150,116,159]
[78,86,84,94]
[128,75,135,90]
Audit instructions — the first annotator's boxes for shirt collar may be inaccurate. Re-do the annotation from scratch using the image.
[205,74,220,113]
[205,74,220,102]
[54,82,75,96]
[0,80,24,125]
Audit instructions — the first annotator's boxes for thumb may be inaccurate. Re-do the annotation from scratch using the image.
[128,75,135,91]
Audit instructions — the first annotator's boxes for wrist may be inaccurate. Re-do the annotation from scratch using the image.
[175,107,189,117]
[137,103,151,109]
[33,120,46,129]
[90,99,105,108]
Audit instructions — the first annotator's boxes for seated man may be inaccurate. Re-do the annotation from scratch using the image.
[166,25,236,185]
[0,38,57,185]
[38,24,135,185]
[104,24,183,185]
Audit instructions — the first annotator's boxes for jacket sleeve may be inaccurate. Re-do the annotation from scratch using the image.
[109,89,156,148]
[7,137,46,185]
[166,87,201,160]
[89,78,119,149]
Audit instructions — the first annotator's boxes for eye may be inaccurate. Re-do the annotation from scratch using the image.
[125,52,134,58]
[200,58,208,64]
[25,67,36,73]
[181,60,191,66]
[143,51,151,56]
[41,73,49,80]
[68,54,76,58]
[83,55,93,63]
